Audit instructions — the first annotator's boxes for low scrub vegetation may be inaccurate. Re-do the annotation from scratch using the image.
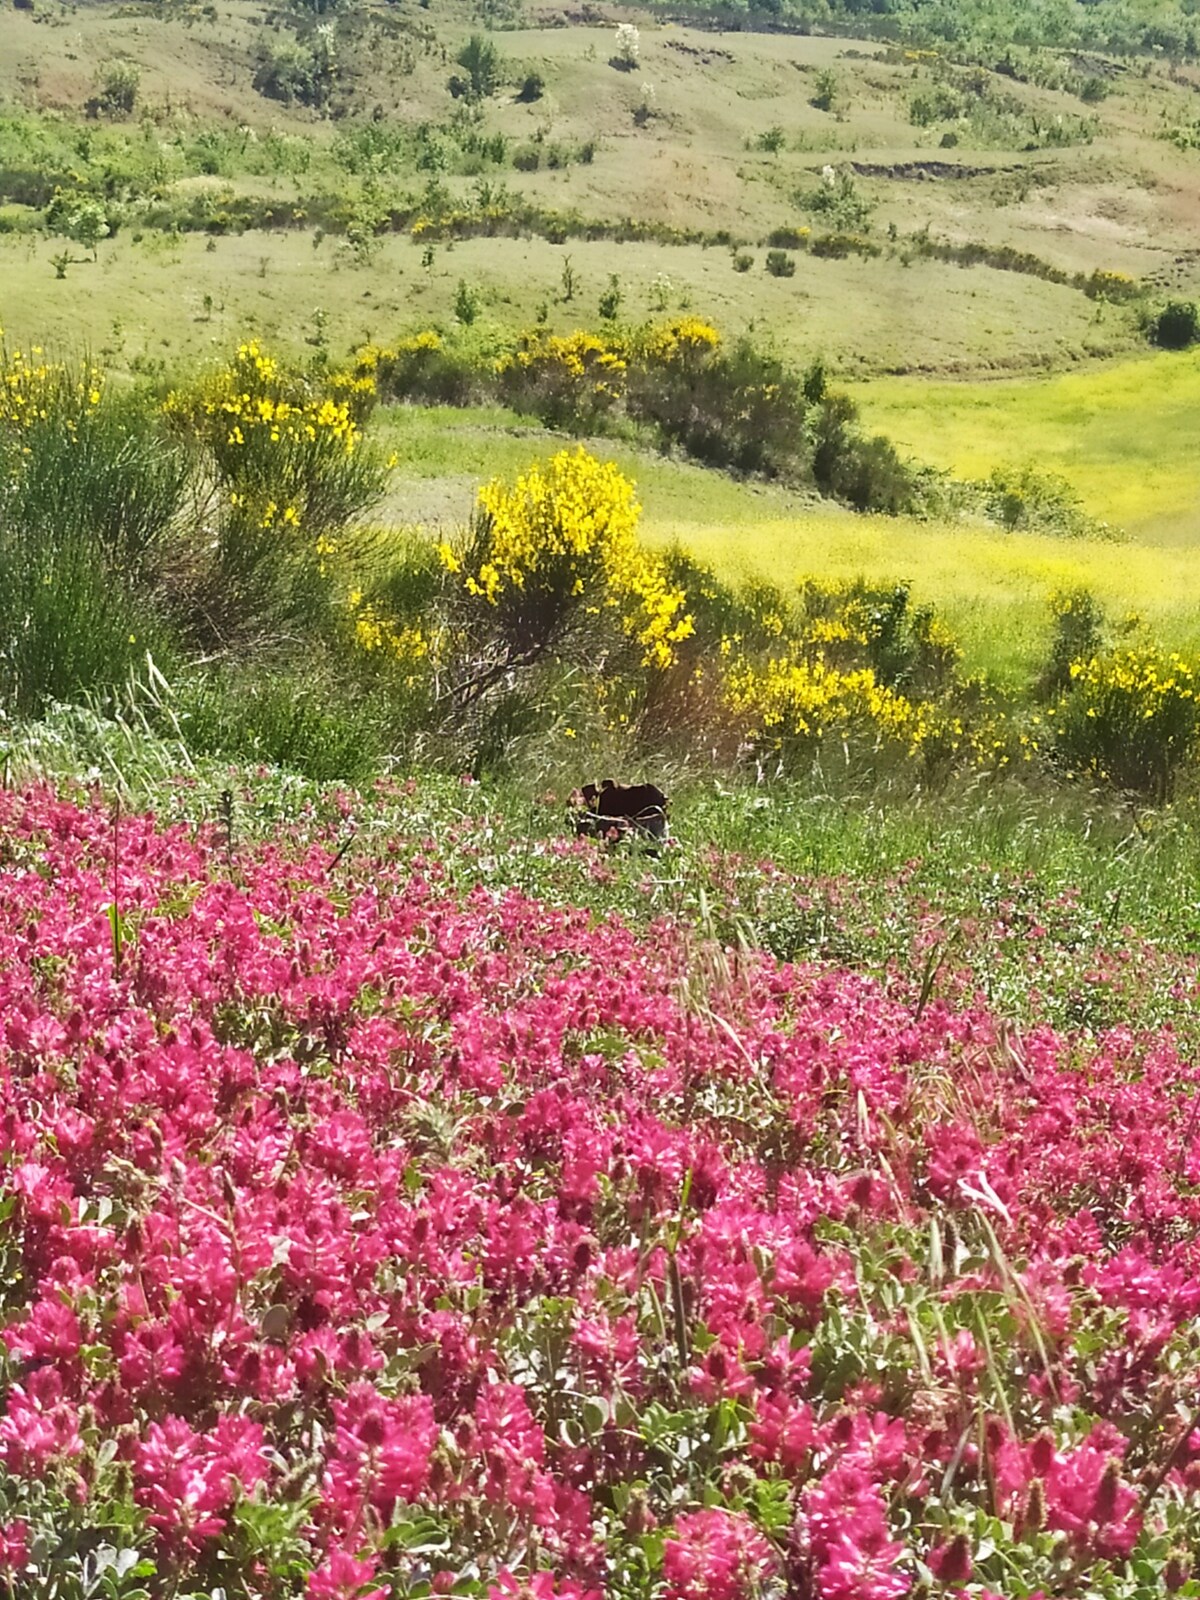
[0,335,1195,802]
[360,318,919,509]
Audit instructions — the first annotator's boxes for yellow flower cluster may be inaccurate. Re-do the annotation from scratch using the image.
[636,316,721,364]
[716,580,995,768]
[350,592,434,661]
[0,343,104,435]
[726,653,915,747]
[1049,645,1200,796]
[1068,647,1199,712]
[356,331,443,375]
[411,206,511,241]
[455,448,694,670]
[175,341,360,459]
[498,330,628,405]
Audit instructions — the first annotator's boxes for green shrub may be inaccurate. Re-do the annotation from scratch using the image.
[810,393,916,514]
[1052,646,1200,800]
[88,60,140,117]
[765,249,796,277]
[810,69,839,113]
[810,232,881,260]
[765,227,809,249]
[733,251,754,272]
[598,274,622,321]
[627,330,807,479]
[176,668,387,781]
[755,125,786,152]
[798,168,874,231]
[360,332,481,407]
[1151,299,1199,350]
[454,278,481,325]
[252,36,336,110]
[0,354,185,716]
[984,464,1119,540]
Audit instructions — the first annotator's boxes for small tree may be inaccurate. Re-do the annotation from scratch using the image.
[810,68,838,113]
[598,273,622,321]
[46,191,110,262]
[454,278,481,325]
[67,199,110,260]
[454,34,501,100]
[613,23,640,69]
[90,59,140,117]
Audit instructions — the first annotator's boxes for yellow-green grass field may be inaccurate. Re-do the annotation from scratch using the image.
[378,407,1200,687]
[855,351,1200,545]
[649,510,1200,687]
[0,224,1133,381]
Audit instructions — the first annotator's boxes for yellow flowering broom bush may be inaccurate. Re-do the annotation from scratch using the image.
[715,577,1011,774]
[441,447,693,707]
[496,329,628,429]
[1052,646,1200,798]
[165,341,387,639]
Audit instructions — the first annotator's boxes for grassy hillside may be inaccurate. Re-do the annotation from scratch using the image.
[4,0,1200,381]
[855,349,1200,543]
[2,0,1200,780]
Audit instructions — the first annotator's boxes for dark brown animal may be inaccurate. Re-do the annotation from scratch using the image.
[571,779,669,842]
[594,779,668,822]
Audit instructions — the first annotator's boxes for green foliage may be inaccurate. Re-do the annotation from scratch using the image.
[797,168,875,232]
[810,392,917,514]
[46,189,112,259]
[88,59,140,118]
[765,249,796,278]
[0,354,186,717]
[1151,299,1199,350]
[176,667,387,780]
[366,317,921,512]
[799,577,961,694]
[810,68,839,113]
[453,34,502,101]
[253,28,337,110]
[984,463,1121,540]
[454,277,481,325]
[598,273,623,321]
[638,0,1199,59]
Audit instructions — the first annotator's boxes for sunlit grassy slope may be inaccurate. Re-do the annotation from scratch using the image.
[378,405,1200,688]
[648,511,1200,686]
[854,351,1200,546]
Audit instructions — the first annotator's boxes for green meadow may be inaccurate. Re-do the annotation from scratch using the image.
[4,0,1200,774]
[855,350,1200,546]
[375,405,1200,685]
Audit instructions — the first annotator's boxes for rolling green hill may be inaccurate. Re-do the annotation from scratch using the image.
[2,0,1199,689]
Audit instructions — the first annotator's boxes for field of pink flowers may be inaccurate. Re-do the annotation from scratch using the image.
[2,785,1200,1600]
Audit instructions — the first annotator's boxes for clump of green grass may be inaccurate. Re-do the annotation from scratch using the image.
[0,355,186,715]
